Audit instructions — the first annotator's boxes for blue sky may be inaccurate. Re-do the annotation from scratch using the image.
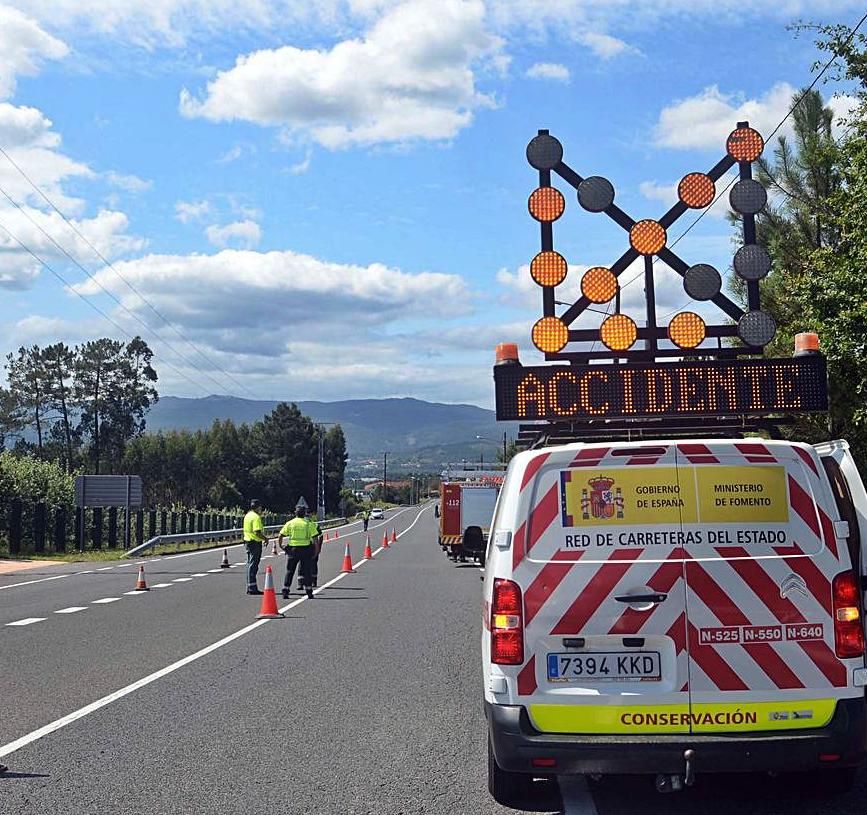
[0,0,861,407]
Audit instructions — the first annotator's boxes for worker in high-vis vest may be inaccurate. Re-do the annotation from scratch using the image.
[243,498,269,595]
[278,498,318,600]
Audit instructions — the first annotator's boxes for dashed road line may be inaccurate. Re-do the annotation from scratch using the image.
[91,598,120,605]
[54,607,87,614]
[96,567,114,572]
[0,506,430,758]
[172,578,193,583]
[191,573,208,577]
[124,590,149,596]
[207,569,223,573]
[5,617,47,627]
[150,583,173,588]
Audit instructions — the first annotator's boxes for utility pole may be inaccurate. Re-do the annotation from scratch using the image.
[317,428,326,521]
[503,430,508,464]
[382,451,388,504]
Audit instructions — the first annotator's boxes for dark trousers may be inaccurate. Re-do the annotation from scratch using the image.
[284,544,314,590]
[245,542,262,590]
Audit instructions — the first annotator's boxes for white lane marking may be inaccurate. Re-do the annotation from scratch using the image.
[124,590,149,596]
[5,617,47,627]
[77,570,94,575]
[54,607,87,614]
[135,562,147,565]
[150,583,172,588]
[0,574,69,591]
[191,573,208,578]
[0,505,428,760]
[559,777,599,815]
[207,568,223,573]
[96,567,114,572]
[91,597,120,604]
[172,578,192,583]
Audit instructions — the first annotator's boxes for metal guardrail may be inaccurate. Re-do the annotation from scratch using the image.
[126,517,347,558]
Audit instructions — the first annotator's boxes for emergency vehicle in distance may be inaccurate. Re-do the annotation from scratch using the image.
[438,464,503,566]
[483,351,867,804]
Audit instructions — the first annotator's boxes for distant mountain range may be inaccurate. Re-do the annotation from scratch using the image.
[146,396,516,471]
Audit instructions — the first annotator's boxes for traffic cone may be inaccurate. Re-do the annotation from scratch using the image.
[256,566,284,619]
[391,528,397,544]
[335,528,340,540]
[341,541,355,573]
[324,530,330,543]
[133,565,149,591]
[220,548,230,568]
[363,534,374,559]
[382,530,390,549]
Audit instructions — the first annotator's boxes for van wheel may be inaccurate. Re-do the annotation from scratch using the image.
[488,738,533,807]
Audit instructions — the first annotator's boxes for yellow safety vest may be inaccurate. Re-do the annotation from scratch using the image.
[280,516,319,547]
[243,510,265,542]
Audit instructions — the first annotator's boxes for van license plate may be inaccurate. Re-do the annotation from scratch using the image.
[546,651,661,682]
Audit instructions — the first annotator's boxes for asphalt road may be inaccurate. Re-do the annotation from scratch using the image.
[2,507,867,814]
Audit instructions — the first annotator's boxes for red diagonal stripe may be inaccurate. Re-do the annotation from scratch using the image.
[570,446,610,467]
[789,475,820,539]
[511,522,527,572]
[526,483,561,560]
[736,442,776,463]
[521,452,551,491]
[818,506,839,560]
[687,622,748,691]
[795,446,820,477]
[686,557,804,689]
[667,612,687,655]
[525,551,583,627]
[627,456,663,466]
[678,443,719,464]
[550,549,643,635]
[609,549,684,635]
[773,541,833,615]
[517,655,537,696]
[716,548,845,687]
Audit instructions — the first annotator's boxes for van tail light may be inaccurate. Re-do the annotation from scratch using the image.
[492,578,524,665]
[832,571,864,659]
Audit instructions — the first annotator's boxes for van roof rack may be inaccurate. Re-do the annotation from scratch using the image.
[516,417,794,449]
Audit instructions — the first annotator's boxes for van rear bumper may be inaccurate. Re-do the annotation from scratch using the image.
[486,699,867,775]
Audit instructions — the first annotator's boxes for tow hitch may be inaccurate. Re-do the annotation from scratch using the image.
[655,750,696,793]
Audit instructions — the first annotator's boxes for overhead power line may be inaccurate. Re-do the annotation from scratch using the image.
[0,183,235,397]
[0,143,250,396]
[0,216,211,396]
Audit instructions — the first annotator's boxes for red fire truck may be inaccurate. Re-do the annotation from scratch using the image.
[438,467,504,565]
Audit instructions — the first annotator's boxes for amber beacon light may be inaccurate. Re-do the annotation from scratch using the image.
[528,187,566,222]
[629,220,667,256]
[600,314,637,352]
[530,251,568,287]
[580,266,617,304]
[794,332,820,357]
[532,317,569,353]
[668,312,706,350]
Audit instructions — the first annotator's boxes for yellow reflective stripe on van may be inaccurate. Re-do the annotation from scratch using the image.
[528,700,837,734]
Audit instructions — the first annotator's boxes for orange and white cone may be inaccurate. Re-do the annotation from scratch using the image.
[341,541,355,573]
[363,534,374,559]
[391,528,397,544]
[134,564,149,591]
[324,530,330,543]
[220,548,230,568]
[382,530,390,549]
[335,528,340,540]
[256,565,284,619]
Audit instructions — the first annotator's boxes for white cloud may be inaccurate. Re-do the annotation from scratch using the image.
[204,219,262,249]
[653,83,795,150]
[179,0,503,149]
[288,150,313,175]
[104,170,152,193]
[578,32,632,59]
[216,144,243,164]
[0,6,68,100]
[525,62,570,82]
[174,199,211,223]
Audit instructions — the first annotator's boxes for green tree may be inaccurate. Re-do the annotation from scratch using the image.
[74,337,158,473]
[323,425,348,514]
[5,345,50,454]
[41,343,78,471]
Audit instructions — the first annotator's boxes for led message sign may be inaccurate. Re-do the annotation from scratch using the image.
[494,357,827,423]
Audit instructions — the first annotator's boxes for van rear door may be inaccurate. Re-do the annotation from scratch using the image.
[514,443,692,735]
[677,441,859,734]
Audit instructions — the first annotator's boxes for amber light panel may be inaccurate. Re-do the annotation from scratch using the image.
[532,316,569,353]
[629,220,666,256]
[530,251,568,287]
[581,266,617,303]
[528,187,566,222]
[726,126,764,162]
[678,173,715,209]
[600,314,637,352]
[668,312,706,349]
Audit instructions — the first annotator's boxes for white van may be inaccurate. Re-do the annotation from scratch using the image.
[483,438,867,804]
